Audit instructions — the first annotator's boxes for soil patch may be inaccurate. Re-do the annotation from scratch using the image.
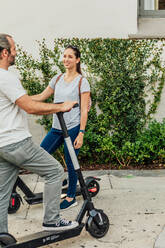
[19,163,165,175]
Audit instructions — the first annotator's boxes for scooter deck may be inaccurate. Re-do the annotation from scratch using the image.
[5,224,84,248]
[24,191,77,204]
[24,186,82,205]
[24,192,43,205]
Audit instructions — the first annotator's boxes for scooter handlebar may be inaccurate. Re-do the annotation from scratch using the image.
[73,103,79,108]
[56,102,79,112]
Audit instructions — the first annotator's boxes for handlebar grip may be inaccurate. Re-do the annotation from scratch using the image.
[73,103,79,108]
[55,102,79,108]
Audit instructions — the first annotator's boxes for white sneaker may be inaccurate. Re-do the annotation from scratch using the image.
[43,218,78,232]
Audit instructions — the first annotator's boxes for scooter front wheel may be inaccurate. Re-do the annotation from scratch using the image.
[86,210,109,238]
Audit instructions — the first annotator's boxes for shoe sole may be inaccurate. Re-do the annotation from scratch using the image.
[62,185,68,190]
[61,193,67,199]
[60,201,78,211]
[43,222,79,232]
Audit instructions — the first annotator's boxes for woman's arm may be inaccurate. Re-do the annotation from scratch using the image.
[74,92,90,149]
[80,92,90,130]
[30,86,54,102]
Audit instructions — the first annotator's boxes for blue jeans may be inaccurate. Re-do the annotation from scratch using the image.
[41,125,80,198]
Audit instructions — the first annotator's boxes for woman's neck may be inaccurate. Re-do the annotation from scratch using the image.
[64,69,79,82]
[65,69,79,78]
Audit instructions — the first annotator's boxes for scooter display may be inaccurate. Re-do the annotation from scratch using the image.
[0,104,109,248]
[8,175,100,214]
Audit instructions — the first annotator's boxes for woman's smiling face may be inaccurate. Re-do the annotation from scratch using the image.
[63,48,80,70]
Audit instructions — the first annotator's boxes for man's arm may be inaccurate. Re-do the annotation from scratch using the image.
[16,94,76,115]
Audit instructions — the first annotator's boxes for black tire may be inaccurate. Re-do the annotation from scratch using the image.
[86,211,109,238]
[0,233,16,246]
[8,194,21,214]
[87,180,100,198]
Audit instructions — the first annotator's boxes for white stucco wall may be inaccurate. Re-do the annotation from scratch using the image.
[130,18,165,38]
[0,0,137,56]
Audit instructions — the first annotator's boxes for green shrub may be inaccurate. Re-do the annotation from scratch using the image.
[15,38,165,167]
[132,119,165,164]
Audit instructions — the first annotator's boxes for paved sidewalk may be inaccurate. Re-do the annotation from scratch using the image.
[8,170,165,248]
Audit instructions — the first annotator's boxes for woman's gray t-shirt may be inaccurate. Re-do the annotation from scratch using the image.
[49,74,90,130]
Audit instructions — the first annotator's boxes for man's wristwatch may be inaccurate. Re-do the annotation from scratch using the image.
[79,129,85,134]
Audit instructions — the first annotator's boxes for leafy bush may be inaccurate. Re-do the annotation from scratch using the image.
[16,38,165,167]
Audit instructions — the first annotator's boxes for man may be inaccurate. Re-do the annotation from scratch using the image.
[0,33,78,235]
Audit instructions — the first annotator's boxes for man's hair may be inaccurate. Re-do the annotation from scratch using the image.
[0,33,12,54]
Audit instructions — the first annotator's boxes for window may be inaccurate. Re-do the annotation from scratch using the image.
[139,0,165,16]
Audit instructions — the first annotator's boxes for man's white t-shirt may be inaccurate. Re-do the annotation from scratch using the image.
[0,68,31,147]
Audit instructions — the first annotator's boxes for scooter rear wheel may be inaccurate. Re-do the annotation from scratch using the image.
[86,211,109,238]
[87,180,100,198]
[8,194,21,214]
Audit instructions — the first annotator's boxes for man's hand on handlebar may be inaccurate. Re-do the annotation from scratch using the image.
[60,101,78,112]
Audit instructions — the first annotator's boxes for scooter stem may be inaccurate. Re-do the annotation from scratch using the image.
[56,111,80,170]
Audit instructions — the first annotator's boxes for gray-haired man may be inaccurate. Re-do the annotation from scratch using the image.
[0,34,78,235]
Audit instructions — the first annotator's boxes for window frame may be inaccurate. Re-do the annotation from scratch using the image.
[139,0,165,17]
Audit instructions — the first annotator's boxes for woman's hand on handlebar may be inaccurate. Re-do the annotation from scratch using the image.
[60,101,78,112]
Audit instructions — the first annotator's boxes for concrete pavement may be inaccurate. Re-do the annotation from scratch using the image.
[7,170,165,248]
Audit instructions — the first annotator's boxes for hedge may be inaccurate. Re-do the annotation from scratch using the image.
[16,38,165,168]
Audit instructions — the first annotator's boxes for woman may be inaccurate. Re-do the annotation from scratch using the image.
[31,45,90,210]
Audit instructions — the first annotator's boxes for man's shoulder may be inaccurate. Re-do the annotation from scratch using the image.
[0,70,19,83]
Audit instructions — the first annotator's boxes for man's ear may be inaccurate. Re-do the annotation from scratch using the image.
[2,48,9,58]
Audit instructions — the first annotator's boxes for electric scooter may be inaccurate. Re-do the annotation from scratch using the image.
[0,104,109,248]
[8,173,100,214]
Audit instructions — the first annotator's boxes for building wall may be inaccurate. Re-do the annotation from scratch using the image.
[1,0,137,56]
[130,18,165,38]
